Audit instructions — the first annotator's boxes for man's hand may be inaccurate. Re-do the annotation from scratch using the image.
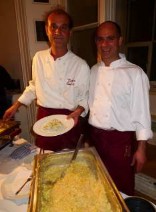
[67,106,84,126]
[131,140,147,172]
[3,101,22,121]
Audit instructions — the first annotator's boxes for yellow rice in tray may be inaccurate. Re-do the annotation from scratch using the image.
[40,161,113,212]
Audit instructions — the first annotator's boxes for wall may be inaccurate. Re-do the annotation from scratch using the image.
[24,0,53,59]
[0,0,22,83]
[24,0,66,59]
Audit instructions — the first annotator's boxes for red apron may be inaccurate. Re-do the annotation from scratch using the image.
[89,125,137,196]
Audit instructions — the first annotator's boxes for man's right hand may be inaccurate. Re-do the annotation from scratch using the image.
[3,101,22,121]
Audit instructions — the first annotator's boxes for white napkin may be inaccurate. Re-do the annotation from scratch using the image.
[1,166,32,205]
[0,199,27,212]
[120,191,129,199]
[13,138,28,146]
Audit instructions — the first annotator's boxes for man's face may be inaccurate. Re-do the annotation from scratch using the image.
[46,13,71,49]
[96,23,123,65]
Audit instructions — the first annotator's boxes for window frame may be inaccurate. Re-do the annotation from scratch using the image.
[125,0,156,91]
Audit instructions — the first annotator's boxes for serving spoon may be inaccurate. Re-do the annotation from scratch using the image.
[15,175,33,195]
[45,133,84,186]
[70,134,84,162]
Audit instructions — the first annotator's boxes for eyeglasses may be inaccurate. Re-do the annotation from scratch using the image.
[50,23,70,32]
[95,36,119,43]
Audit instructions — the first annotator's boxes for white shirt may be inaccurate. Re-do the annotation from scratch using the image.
[88,57,153,140]
[18,49,90,116]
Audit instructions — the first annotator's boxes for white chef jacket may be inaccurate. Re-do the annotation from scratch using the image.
[88,57,153,140]
[18,49,90,116]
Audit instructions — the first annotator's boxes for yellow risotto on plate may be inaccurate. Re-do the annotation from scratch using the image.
[42,119,65,132]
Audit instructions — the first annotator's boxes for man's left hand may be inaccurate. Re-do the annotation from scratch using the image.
[131,140,147,172]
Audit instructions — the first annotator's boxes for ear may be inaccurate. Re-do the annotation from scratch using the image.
[119,36,123,46]
[69,30,72,37]
[45,25,48,36]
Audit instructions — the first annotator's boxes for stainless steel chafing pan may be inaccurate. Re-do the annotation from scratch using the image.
[28,147,129,212]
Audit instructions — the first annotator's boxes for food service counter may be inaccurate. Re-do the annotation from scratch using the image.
[0,143,155,212]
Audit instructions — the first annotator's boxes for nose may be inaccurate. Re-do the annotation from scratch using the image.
[100,40,110,47]
[100,41,109,48]
[55,27,61,35]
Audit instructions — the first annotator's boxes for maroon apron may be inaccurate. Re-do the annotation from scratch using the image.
[34,106,81,151]
[89,125,137,196]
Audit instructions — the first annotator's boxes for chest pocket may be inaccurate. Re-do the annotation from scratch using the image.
[63,78,79,103]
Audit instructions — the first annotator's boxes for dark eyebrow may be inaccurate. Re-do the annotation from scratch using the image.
[95,35,118,42]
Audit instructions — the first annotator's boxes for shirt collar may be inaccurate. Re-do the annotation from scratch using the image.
[46,48,70,62]
[99,53,126,68]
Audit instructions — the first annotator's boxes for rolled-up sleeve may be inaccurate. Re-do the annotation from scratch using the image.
[131,69,153,140]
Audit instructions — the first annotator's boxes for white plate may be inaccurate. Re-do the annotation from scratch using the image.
[1,167,32,201]
[33,114,74,137]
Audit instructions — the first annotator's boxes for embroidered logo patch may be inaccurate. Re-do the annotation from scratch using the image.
[66,79,75,85]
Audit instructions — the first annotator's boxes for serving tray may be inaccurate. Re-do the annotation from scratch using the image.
[28,147,129,212]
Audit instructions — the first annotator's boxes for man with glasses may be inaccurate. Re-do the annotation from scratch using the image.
[88,21,153,195]
[3,7,90,151]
